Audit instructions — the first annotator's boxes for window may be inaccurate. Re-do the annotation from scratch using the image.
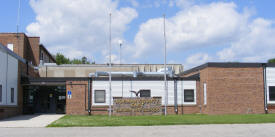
[41,52,44,60]
[11,88,14,103]
[184,89,194,102]
[140,90,151,97]
[0,85,2,103]
[95,90,105,103]
[7,44,13,51]
[269,86,275,101]
[204,83,207,105]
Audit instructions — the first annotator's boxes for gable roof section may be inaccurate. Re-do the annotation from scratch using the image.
[40,44,56,62]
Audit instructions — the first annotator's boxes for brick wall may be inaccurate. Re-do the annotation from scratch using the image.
[200,67,265,114]
[66,80,91,115]
[0,33,41,66]
[28,37,40,66]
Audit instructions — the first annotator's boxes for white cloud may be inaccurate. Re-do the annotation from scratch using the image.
[27,0,137,60]
[133,2,249,57]
[218,18,275,62]
[185,53,212,69]
[132,1,275,68]
[104,54,120,64]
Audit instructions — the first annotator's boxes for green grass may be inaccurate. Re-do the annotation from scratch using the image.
[48,114,275,127]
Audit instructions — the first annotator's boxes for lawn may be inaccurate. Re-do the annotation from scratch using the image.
[48,114,275,127]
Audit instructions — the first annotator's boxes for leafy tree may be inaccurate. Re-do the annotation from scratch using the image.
[55,53,92,65]
[268,58,275,63]
[55,53,70,65]
[82,56,88,64]
[70,59,82,64]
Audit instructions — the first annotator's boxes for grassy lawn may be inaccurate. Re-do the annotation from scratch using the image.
[48,114,275,127]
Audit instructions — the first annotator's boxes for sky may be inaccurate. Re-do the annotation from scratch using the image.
[1,0,275,69]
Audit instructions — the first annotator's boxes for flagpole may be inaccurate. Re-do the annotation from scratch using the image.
[108,13,112,117]
[163,14,168,116]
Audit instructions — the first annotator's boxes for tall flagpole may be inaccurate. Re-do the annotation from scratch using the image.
[108,13,112,117]
[16,0,21,34]
[163,14,168,116]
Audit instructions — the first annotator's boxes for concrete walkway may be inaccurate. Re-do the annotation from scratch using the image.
[0,123,275,137]
[0,114,64,127]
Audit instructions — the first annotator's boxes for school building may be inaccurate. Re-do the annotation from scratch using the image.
[0,33,275,119]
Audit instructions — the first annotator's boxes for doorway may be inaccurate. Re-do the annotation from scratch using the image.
[23,86,66,114]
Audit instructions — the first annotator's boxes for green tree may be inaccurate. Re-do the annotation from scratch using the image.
[82,56,88,64]
[70,59,82,64]
[268,58,275,63]
[55,53,70,65]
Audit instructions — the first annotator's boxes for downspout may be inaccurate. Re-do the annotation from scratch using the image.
[263,64,268,114]
[87,78,92,115]
[174,79,178,114]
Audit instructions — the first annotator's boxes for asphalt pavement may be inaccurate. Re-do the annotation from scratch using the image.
[0,123,274,137]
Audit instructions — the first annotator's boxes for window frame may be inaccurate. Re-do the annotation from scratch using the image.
[184,89,195,103]
[94,90,106,103]
[11,88,14,103]
[0,84,2,103]
[203,83,207,105]
[267,84,275,104]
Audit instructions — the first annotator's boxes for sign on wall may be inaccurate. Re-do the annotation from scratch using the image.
[67,91,72,99]
[113,97,162,116]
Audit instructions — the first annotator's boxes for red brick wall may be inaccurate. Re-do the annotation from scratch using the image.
[199,67,265,114]
[66,80,91,115]
[0,33,40,66]
[0,33,25,58]
[28,37,40,66]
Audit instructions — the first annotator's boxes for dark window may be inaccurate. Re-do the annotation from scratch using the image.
[95,90,105,103]
[41,52,44,60]
[0,85,2,102]
[11,88,14,103]
[269,86,275,101]
[184,89,194,102]
[140,90,151,97]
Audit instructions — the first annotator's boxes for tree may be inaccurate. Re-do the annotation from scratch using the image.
[268,58,275,63]
[55,53,70,65]
[55,53,92,65]
[70,59,82,64]
[82,56,88,64]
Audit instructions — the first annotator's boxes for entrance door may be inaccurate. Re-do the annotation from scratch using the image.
[23,86,66,114]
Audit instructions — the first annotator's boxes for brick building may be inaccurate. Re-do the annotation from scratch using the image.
[0,43,39,119]
[181,62,275,114]
[0,33,55,66]
[1,33,275,119]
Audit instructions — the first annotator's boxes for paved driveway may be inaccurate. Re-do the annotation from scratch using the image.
[0,123,275,137]
[0,114,64,127]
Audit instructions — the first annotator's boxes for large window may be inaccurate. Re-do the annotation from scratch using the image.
[269,86,275,101]
[184,89,194,102]
[140,90,151,97]
[0,85,2,103]
[94,90,106,103]
[11,88,14,103]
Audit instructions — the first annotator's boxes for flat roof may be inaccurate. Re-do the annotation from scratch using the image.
[182,62,265,75]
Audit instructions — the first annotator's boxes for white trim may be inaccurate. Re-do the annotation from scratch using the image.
[204,83,207,105]
[267,83,275,104]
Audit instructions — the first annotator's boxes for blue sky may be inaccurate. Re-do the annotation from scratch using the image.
[1,0,275,68]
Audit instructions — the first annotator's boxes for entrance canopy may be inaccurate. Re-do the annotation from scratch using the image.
[21,77,89,86]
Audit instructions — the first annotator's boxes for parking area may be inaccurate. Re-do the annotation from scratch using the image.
[0,114,64,127]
